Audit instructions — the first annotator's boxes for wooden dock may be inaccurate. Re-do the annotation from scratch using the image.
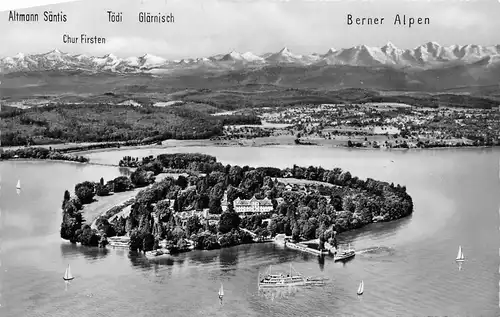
[285,241,330,256]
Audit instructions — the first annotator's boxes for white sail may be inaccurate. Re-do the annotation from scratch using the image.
[64,264,74,280]
[357,280,364,295]
[16,180,21,189]
[456,246,465,261]
[219,283,224,296]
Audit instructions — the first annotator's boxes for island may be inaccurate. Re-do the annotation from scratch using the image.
[60,153,414,255]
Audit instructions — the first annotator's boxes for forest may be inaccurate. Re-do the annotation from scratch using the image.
[0,146,88,162]
[0,103,261,146]
[60,153,414,253]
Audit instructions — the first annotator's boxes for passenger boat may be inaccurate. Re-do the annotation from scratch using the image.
[258,265,307,288]
[258,265,327,288]
[334,244,356,262]
[108,236,130,248]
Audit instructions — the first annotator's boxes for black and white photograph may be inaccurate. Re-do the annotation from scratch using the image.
[0,0,499,316]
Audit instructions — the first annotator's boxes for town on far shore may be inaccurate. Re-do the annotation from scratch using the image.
[1,96,499,154]
[212,103,500,149]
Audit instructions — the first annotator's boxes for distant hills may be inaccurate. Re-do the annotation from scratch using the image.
[1,42,500,94]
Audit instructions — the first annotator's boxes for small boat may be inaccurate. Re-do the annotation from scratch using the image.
[16,180,21,189]
[334,244,356,262]
[456,245,465,262]
[218,283,224,303]
[63,264,74,281]
[357,280,364,295]
[145,249,170,260]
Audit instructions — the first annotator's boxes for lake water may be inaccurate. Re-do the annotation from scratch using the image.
[1,146,499,317]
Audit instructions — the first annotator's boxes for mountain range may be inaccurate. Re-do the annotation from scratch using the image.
[2,42,500,74]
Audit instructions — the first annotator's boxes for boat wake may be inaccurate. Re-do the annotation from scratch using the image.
[355,246,396,259]
[259,286,301,300]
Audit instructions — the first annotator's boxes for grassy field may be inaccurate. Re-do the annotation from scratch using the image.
[276,177,339,188]
[85,173,180,226]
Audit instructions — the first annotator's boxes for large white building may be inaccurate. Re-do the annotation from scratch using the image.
[221,191,273,215]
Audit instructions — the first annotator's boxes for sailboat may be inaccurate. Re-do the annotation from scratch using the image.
[16,180,21,189]
[218,283,224,304]
[63,264,74,281]
[456,246,465,262]
[357,280,364,295]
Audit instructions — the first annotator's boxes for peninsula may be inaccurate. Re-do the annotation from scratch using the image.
[60,153,414,253]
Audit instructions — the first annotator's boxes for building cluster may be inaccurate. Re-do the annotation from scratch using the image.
[250,103,500,147]
[221,191,273,215]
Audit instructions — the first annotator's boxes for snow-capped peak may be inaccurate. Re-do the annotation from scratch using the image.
[326,48,337,54]
[1,42,500,74]
[14,52,26,59]
[220,51,243,61]
[241,52,263,62]
[383,42,397,50]
[227,51,242,58]
[103,53,118,60]
[278,47,292,55]
[140,53,166,63]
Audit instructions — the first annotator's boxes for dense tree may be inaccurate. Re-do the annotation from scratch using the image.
[95,184,110,196]
[0,146,88,162]
[113,176,133,192]
[96,218,115,237]
[62,190,71,208]
[111,216,127,236]
[186,215,203,236]
[74,181,95,204]
[142,233,155,252]
[1,104,262,146]
[60,216,82,243]
[129,229,144,252]
[193,231,220,250]
[131,169,153,187]
[218,211,241,234]
[291,222,300,241]
[176,175,188,189]
[75,225,100,247]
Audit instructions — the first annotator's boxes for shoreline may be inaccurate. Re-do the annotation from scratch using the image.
[57,152,413,258]
[2,140,496,168]
[3,135,498,156]
[72,143,498,165]
[0,157,119,167]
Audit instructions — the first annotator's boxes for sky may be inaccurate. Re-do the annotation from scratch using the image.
[1,0,499,59]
